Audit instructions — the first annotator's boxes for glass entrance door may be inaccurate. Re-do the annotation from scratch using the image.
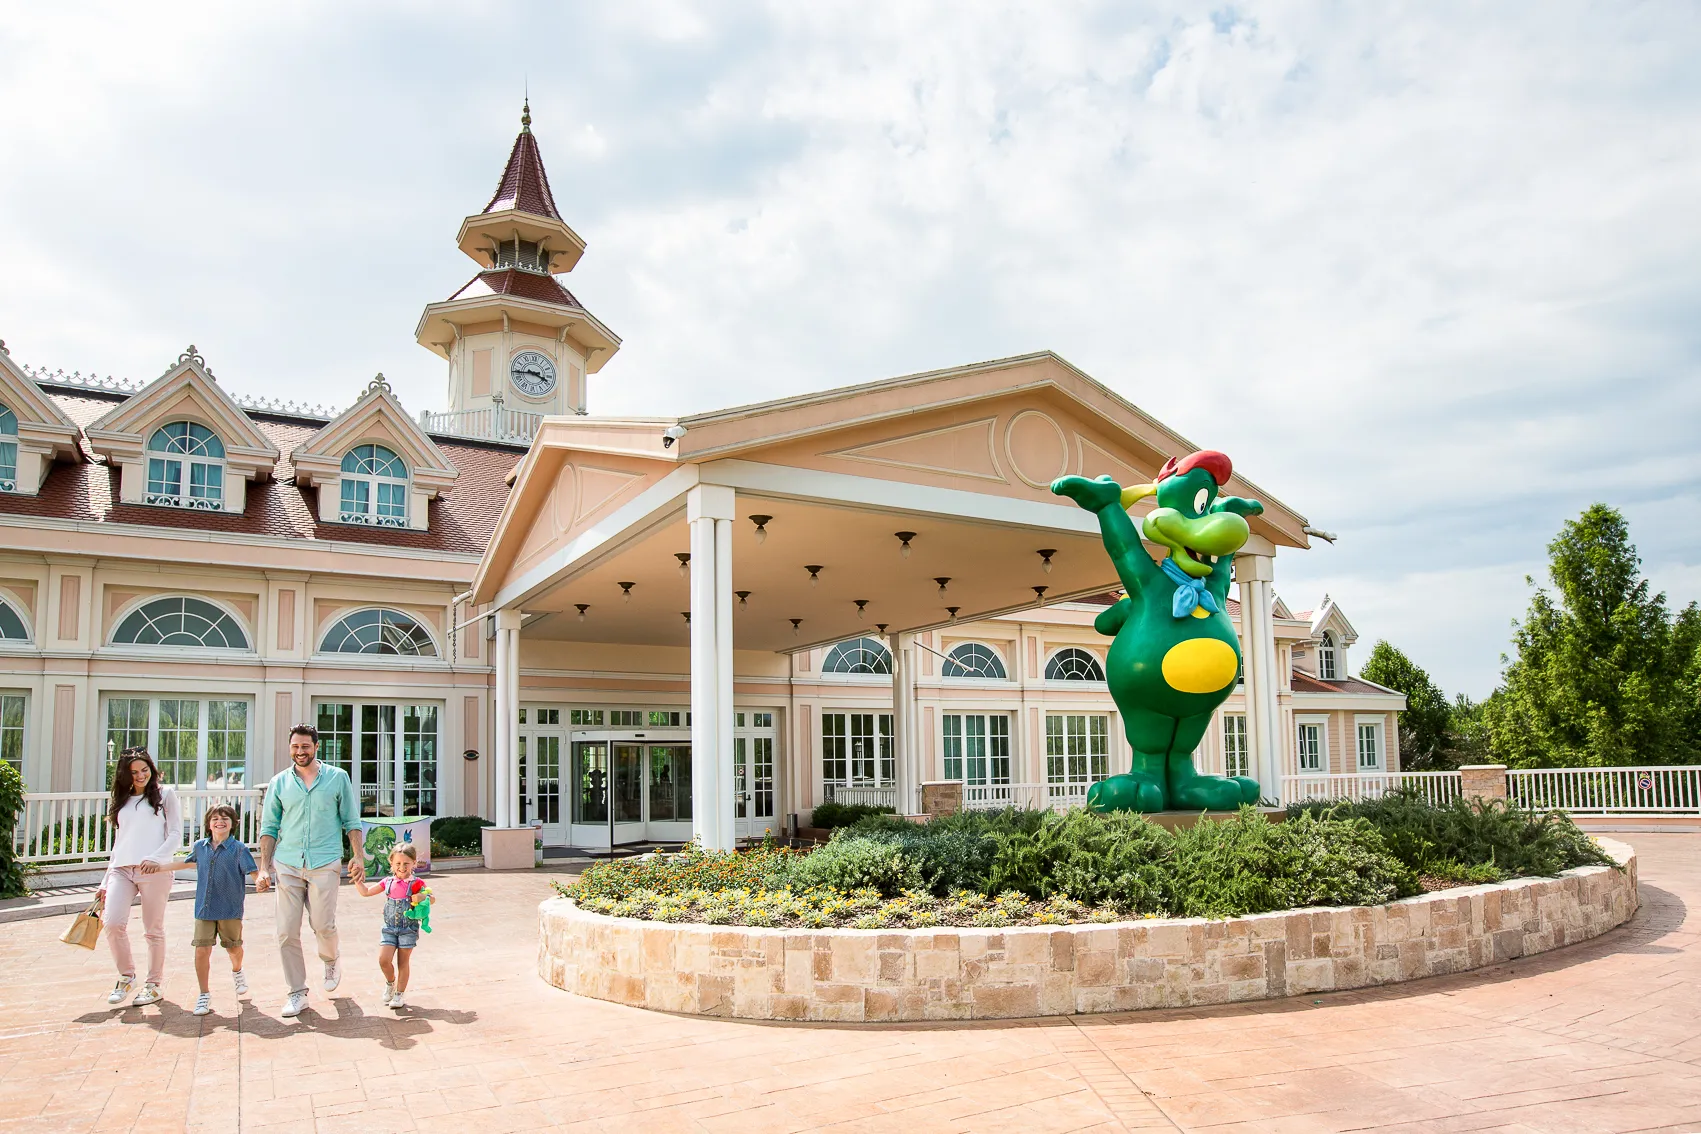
[317,702,440,819]
[520,709,566,845]
[734,713,777,840]
[569,735,693,846]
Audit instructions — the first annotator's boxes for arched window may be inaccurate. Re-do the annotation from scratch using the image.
[1318,632,1338,680]
[822,637,891,675]
[340,444,409,527]
[1045,647,1105,682]
[113,597,249,649]
[0,598,27,641]
[146,422,225,509]
[942,643,1007,679]
[320,608,437,657]
[0,403,18,492]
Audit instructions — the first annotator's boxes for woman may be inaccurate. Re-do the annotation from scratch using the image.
[96,748,182,1006]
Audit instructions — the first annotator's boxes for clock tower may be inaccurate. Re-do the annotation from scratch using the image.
[416,102,620,424]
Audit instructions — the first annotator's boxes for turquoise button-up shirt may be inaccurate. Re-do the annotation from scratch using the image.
[261,763,362,870]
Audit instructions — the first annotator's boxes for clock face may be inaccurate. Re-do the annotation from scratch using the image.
[509,350,558,398]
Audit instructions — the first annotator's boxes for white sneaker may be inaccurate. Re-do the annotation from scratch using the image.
[107,976,135,1005]
[193,993,212,1016]
[389,991,405,1010]
[384,980,395,1006]
[132,982,163,1006]
[281,991,308,1018]
[323,960,341,993]
[232,970,248,996]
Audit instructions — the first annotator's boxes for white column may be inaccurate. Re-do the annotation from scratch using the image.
[493,608,522,828]
[889,631,917,815]
[508,617,523,827]
[715,514,735,851]
[1235,554,1282,802]
[688,485,736,851]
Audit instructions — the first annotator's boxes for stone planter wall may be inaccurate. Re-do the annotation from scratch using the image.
[537,839,1637,1022]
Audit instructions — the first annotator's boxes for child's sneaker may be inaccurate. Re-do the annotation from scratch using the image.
[193,993,212,1016]
[384,981,396,1006]
[132,982,163,1006]
[389,991,405,1010]
[232,970,248,996]
[107,976,135,1005]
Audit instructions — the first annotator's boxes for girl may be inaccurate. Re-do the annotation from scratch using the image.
[355,843,427,1008]
[96,748,182,1007]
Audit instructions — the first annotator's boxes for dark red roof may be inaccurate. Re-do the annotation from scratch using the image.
[0,390,524,558]
[450,268,585,311]
[483,126,561,220]
[1291,672,1395,697]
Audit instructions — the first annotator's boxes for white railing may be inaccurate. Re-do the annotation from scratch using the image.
[14,789,267,865]
[417,406,544,444]
[822,785,898,809]
[1281,772,1462,808]
[962,782,1080,811]
[1506,766,1701,816]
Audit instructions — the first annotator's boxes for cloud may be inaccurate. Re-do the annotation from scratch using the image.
[1,1,1697,695]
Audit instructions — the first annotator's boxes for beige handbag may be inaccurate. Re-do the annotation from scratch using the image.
[59,897,102,949]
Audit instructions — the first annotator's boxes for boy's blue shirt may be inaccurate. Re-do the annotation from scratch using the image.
[187,836,257,922]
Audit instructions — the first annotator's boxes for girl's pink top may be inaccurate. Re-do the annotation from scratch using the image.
[383,876,424,900]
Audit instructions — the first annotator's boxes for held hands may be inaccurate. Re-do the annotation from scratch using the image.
[346,858,365,885]
[254,868,271,893]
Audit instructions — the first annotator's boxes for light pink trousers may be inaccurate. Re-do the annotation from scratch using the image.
[104,865,173,984]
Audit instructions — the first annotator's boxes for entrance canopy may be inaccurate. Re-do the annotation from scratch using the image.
[472,351,1310,643]
[471,352,1313,849]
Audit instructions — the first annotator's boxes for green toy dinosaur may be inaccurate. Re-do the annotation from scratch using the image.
[1051,450,1264,813]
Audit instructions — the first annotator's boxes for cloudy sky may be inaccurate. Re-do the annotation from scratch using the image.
[2,2,1697,696]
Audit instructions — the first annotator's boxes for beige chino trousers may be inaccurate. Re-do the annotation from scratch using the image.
[274,861,342,996]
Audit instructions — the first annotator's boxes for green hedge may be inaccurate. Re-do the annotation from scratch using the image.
[430,815,494,855]
[0,762,25,898]
[808,801,896,829]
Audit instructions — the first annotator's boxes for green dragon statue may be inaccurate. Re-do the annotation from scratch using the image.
[1051,450,1264,813]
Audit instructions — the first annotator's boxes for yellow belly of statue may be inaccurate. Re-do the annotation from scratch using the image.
[1160,637,1239,694]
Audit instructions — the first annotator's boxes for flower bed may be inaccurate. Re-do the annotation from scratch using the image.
[538,838,1637,1021]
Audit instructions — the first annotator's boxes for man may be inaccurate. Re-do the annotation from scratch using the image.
[256,723,365,1018]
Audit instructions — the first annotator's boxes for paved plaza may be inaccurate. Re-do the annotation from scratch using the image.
[0,834,1696,1134]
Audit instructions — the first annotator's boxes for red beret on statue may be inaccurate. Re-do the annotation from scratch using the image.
[1156,450,1233,487]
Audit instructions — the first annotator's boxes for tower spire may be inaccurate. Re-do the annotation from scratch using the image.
[521,95,531,134]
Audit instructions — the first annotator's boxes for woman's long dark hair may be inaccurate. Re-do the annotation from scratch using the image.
[108,748,165,827]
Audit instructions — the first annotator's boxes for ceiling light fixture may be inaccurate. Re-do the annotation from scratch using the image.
[805,565,823,587]
[681,611,691,624]
[789,618,802,636]
[749,515,772,545]
[946,606,960,622]
[934,577,951,596]
[575,603,589,622]
[854,599,869,619]
[735,590,751,607]
[895,532,916,559]
[1033,586,1048,605]
[675,552,690,577]
[875,623,888,635]
[618,581,636,603]
[1037,549,1056,574]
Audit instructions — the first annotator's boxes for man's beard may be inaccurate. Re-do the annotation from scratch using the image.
[291,752,316,766]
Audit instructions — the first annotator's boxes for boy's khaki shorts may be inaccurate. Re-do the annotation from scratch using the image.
[191,918,243,948]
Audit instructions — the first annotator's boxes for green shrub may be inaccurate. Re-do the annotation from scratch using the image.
[430,815,494,855]
[780,832,924,895]
[982,809,1172,912]
[809,801,896,829]
[573,841,798,900]
[1167,809,1415,918]
[1286,789,1613,879]
[0,762,24,898]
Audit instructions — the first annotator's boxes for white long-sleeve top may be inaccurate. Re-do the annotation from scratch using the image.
[102,788,182,883]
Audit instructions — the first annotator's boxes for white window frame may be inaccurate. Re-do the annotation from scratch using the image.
[941,712,1012,785]
[940,641,1009,681]
[1044,648,1107,684]
[316,607,440,660]
[1045,713,1109,787]
[1295,715,1330,773]
[1317,632,1338,680]
[820,637,892,677]
[1221,713,1249,778]
[339,444,410,528]
[0,403,18,493]
[1354,715,1384,772]
[0,587,33,646]
[312,699,442,818]
[0,691,26,777]
[820,710,894,790]
[145,421,227,511]
[107,595,252,653]
[100,694,253,790]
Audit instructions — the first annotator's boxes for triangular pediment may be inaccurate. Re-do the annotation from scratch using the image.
[1310,595,1358,645]
[827,418,1005,482]
[84,347,279,476]
[292,375,458,495]
[0,344,81,453]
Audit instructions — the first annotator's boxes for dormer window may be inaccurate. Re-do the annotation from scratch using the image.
[1318,631,1338,680]
[339,445,409,527]
[146,422,225,510]
[0,405,17,493]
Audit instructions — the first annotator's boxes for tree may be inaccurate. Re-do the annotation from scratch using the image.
[1358,641,1460,770]
[1483,504,1699,768]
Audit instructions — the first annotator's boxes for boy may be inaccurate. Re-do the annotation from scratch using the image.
[147,805,264,1015]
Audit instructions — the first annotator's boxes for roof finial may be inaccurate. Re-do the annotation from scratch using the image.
[521,93,531,134]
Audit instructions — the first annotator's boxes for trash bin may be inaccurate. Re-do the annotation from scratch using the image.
[360,816,434,877]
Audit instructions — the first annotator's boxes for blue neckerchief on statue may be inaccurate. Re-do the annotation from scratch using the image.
[1160,557,1221,620]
